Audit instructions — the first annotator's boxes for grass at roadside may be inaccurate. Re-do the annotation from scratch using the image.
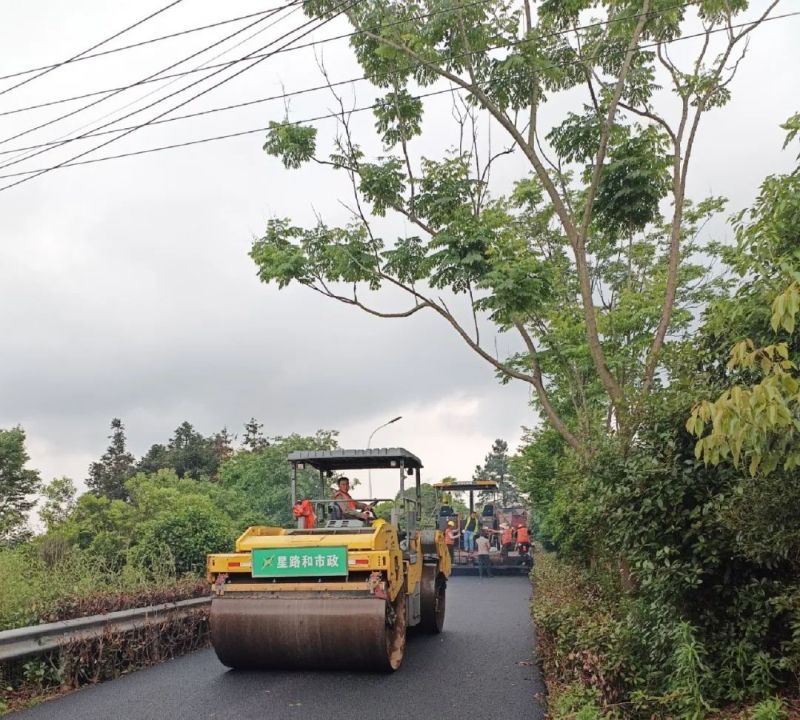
[0,545,208,632]
[0,545,210,716]
[531,549,798,719]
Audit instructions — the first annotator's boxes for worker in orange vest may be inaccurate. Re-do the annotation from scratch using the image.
[516,526,531,554]
[444,521,461,562]
[499,524,515,557]
[333,477,373,521]
[292,498,316,529]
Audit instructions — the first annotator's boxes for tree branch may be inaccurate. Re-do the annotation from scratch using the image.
[514,321,585,454]
[344,12,581,249]
[640,1,781,401]
[574,0,652,414]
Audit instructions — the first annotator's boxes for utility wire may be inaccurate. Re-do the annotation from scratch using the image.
[0,0,360,192]
[0,0,704,161]
[0,1,303,149]
[0,9,290,84]
[0,88,461,174]
[0,0,498,120]
[0,2,304,172]
[0,3,304,170]
[0,0,675,169]
[0,0,187,98]
[2,7,796,190]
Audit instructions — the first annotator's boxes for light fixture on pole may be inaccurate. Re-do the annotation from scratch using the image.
[367,416,403,499]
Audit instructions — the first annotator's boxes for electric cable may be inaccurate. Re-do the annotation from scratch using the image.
[0,0,676,170]
[0,9,292,84]
[0,0,187,97]
[0,3,304,170]
[0,0,501,120]
[0,0,361,192]
[2,6,796,191]
[0,1,303,149]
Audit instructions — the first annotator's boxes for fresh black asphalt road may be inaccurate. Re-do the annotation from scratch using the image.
[13,576,545,720]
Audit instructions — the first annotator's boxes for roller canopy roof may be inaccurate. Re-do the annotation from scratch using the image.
[287,448,423,471]
[432,480,499,491]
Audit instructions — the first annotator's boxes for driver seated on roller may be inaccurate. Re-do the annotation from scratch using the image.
[333,477,374,521]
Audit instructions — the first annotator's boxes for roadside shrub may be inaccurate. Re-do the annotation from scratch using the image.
[550,682,604,720]
[533,551,629,712]
[131,504,234,575]
[750,697,787,720]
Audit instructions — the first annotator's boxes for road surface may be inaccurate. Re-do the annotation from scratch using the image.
[13,576,544,719]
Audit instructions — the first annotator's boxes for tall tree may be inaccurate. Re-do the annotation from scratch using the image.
[137,422,220,479]
[474,439,519,506]
[87,418,136,500]
[0,427,41,543]
[251,1,780,456]
[38,476,77,530]
[168,422,219,479]
[242,418,268,452]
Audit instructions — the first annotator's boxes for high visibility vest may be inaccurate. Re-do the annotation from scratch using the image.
[292,499,316,529]
[445,528,458,545]
[464,517,479,532]
[501,528,513,545]
[517,527,530,543]
[333,490,356,509]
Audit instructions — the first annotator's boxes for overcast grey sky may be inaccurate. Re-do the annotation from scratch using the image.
[0,1,798,499]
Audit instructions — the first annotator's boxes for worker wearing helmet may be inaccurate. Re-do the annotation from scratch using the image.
[444,521,461,562]
[333,477,373,521]
[499,524,515,557]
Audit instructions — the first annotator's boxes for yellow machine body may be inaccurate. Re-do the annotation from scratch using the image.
[207,518,450,671]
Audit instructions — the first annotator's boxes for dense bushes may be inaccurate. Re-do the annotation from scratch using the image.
[525,393,800,715]
[533,550,799,719]
[0,431,338,633]
[0,544,201,632]
[519,123,800,717]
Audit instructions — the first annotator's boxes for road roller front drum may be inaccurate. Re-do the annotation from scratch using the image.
[210,591,408,672]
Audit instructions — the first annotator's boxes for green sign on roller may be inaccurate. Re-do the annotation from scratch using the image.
[251,546,348,578]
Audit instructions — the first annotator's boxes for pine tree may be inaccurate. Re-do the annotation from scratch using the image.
[211,427,235,469]
[86,418,136,500]
[474,439,519,506]
[242,418,268,452]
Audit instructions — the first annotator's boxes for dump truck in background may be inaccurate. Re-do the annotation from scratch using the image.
[207,448,451,671]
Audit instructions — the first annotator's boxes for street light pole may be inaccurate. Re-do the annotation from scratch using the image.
[367,416,402,498]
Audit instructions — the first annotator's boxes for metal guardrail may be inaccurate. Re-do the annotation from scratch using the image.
[0,596,212,663]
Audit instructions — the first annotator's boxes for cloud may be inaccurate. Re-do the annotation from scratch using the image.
[0,1,798,500]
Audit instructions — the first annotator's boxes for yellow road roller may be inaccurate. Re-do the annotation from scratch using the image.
[207,448,451,671]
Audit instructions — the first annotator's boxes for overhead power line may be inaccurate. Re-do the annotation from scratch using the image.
[0,1,303,149]
[0,0,498,120]
[0,3,305,170]
[1,7,797,191]
[0,1,724,162]
[0,0,673,170]
[0,0,360,192]
[0,0,187,98]
[0,9,290,84]
[0,1,308,172]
